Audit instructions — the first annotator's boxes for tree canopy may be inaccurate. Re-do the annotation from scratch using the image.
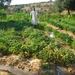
[0,0,11,9]
[55,0,75,14]
[54,0,64,12]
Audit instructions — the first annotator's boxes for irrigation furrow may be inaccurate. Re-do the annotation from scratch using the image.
[41,30,71,50]
[42,22,75,40]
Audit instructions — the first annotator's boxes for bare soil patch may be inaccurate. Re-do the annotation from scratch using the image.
[0,54,56,75]
[0,54,75,75]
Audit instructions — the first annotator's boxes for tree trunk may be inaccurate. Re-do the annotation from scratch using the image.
[68,9,70,15]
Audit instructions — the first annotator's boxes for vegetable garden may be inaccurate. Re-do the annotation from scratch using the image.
[0,11,75,66]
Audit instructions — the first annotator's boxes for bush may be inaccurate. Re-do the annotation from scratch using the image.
[0,9,6,19]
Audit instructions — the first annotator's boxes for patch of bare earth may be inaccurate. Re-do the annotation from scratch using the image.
[67,64,75,75]
[0,54,75,75]
[0,54,56,75]
[0,70,12,75]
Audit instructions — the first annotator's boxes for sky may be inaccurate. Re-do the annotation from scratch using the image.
[10,0,55,5]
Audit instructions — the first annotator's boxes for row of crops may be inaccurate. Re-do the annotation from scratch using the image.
[38,14,75,49]
[0,12,75,66]
[38,14,75,34]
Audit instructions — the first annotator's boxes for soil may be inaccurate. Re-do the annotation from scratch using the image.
[0,54,56,75]
[0,70,12,75]
[0,53,75,75]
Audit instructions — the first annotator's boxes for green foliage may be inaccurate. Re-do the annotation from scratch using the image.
[38,14,75,49]
[71,41,75,49]
[0,12,75,66]
[63,0,75,10]
[55,0,75,14]
[21,27,51,55]
[48,5,57,14]
[39,47,75,65]
[54,0,64,12]
[0,9,6,19]
[38,23,52,32]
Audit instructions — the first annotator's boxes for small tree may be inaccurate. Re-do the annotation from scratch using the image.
[54,0,64,13]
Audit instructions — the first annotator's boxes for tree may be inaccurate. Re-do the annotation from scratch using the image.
[54,0,64,13]
[63,0,75,14]
[0,0,11,9]
[54,0,75,14]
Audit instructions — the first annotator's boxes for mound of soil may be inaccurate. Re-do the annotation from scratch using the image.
[0,54,56,75]
[0,54,74,75]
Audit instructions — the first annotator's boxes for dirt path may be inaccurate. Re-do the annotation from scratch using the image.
[42,22,75,40]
